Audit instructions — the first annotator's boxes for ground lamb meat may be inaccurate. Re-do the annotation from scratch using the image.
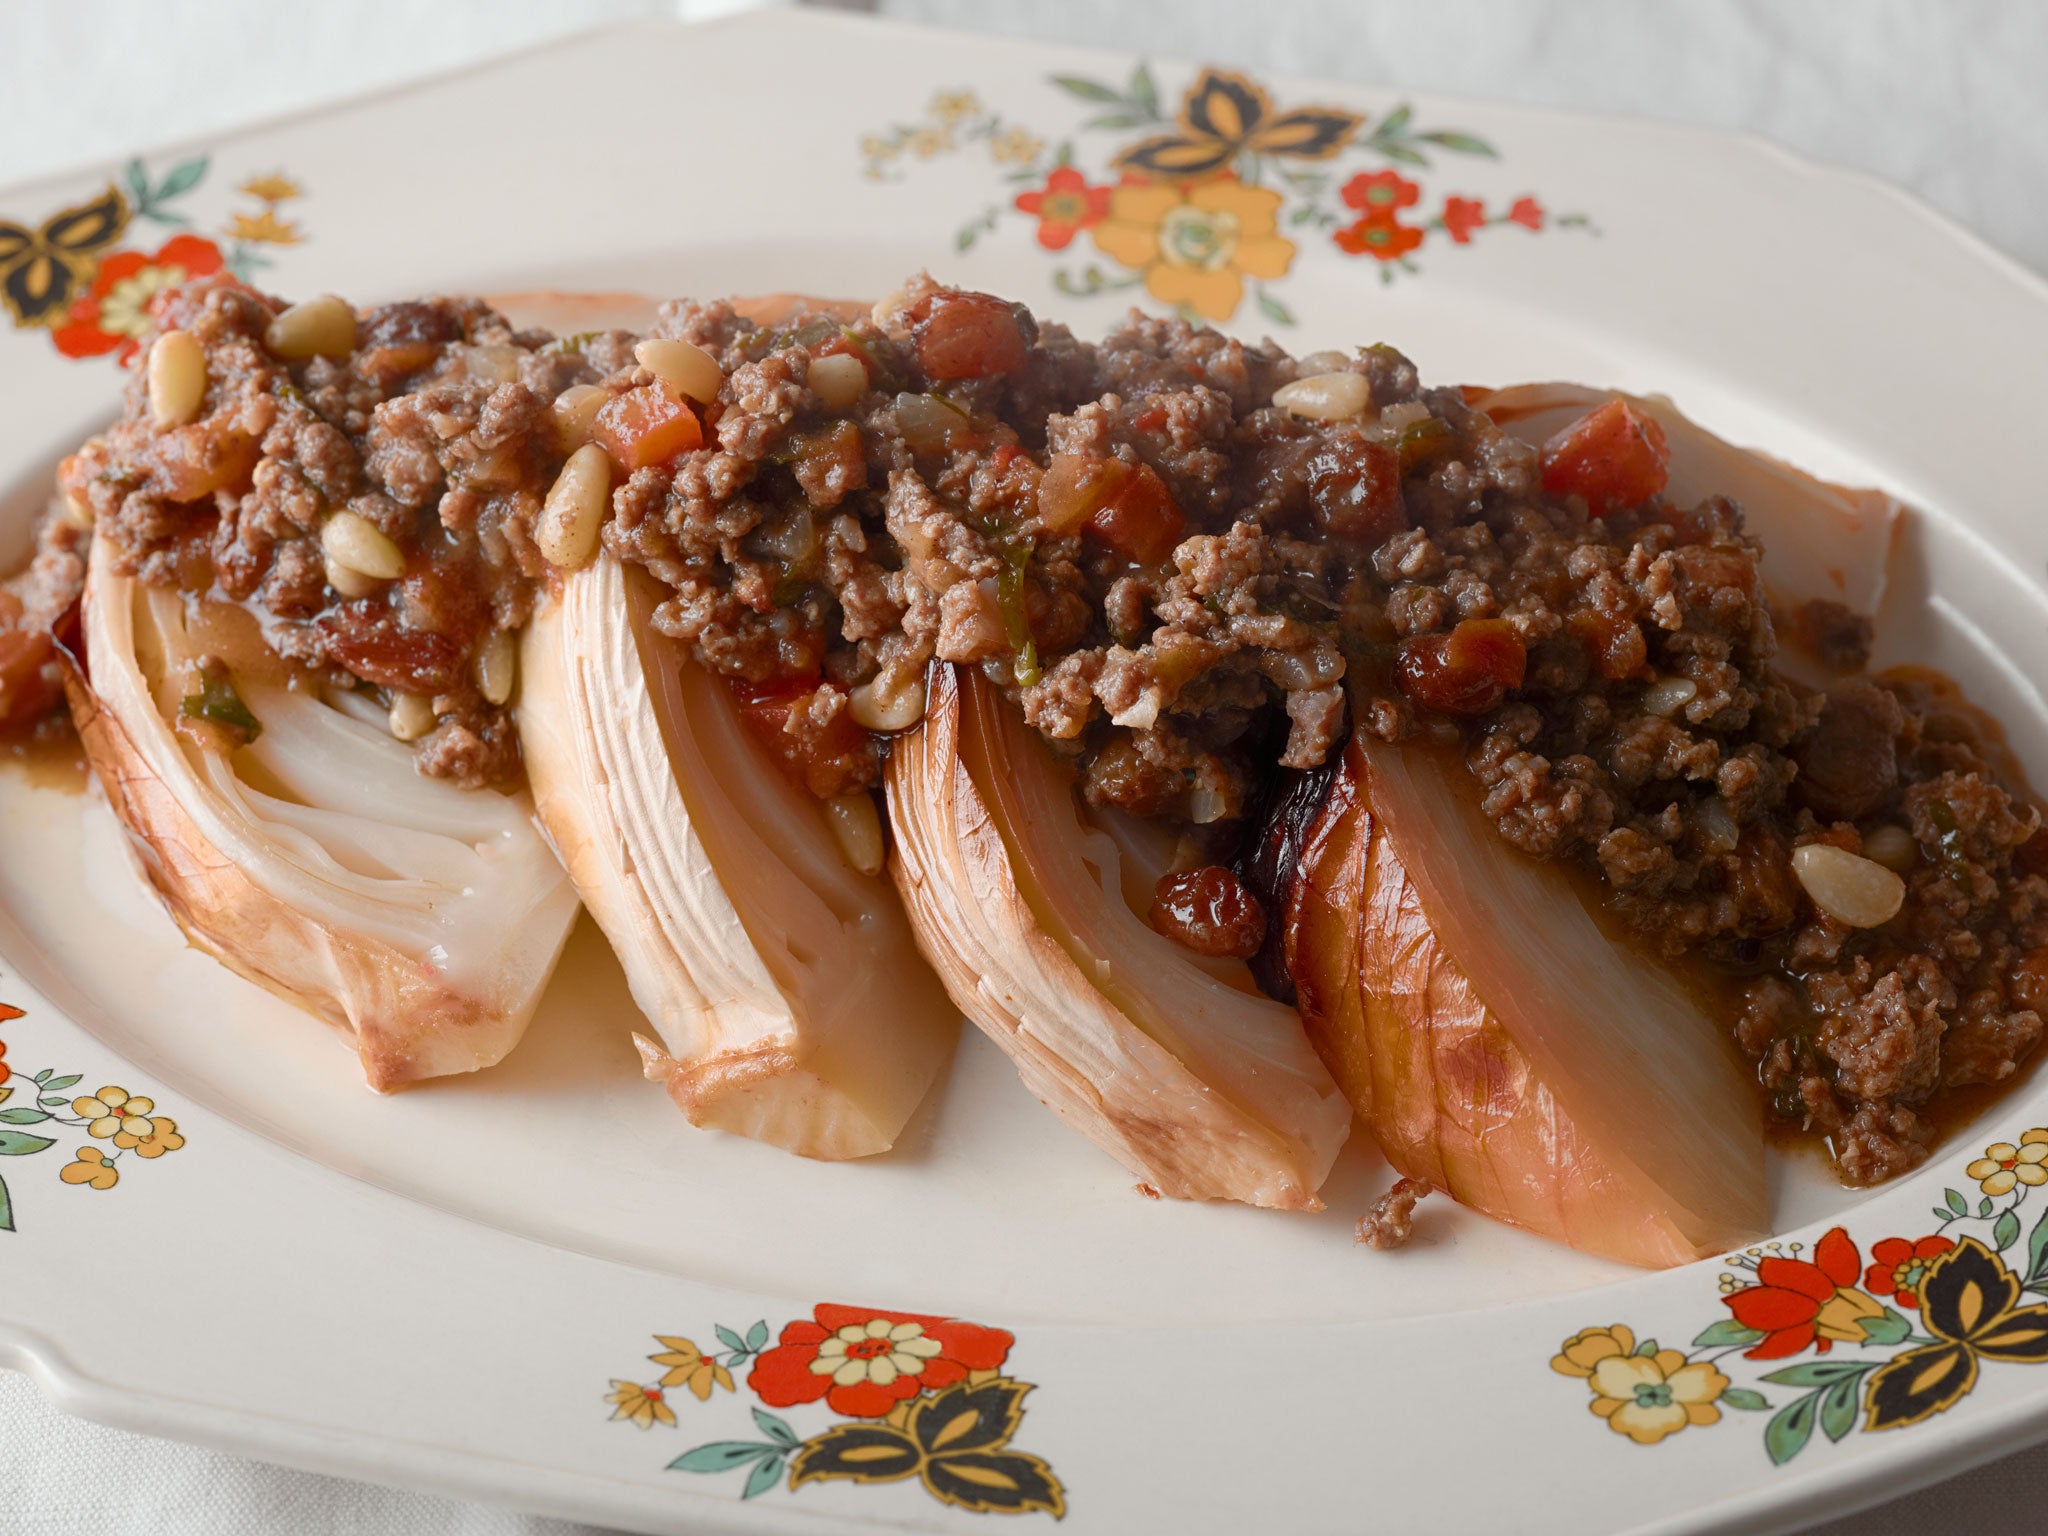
[1357,1176,1434,1250]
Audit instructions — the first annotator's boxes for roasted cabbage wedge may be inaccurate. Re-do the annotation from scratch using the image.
[1267,387,1905,1264]
[70,543,580,1088]
[887,663,1353,1209]
[518,554,959,1159]
[1284,737,1768,1266]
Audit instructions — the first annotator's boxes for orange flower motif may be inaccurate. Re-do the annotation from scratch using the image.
[1340,169,1421,214]
[648,1337,735,1402]
[604,1379,675,1429]
[1090,176,1294,321]
[1441,195,1487,244]
[237,172,302,203]
[59,1146,119,1190]
[1509,195,1546,231]
[1014,166,1113,251]
[0,1039,10,1087]
[72,1085,155,1140]
[226,209,300,246]
[116,1115,184,1158]
[50,234,224,360]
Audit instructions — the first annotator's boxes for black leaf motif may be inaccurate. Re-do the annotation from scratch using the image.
[0,183,130,327]
[788,1423,923,1489]
[910,1377,1032,1456]
[921,1449,1067,1517]
[1864,1341,1978,1431]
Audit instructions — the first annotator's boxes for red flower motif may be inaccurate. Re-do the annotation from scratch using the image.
[52,235,225,361]
[1333,214,1425,262]
[1441,195,1487,244]
[749,1304,1014,1419]
[1340,169,1421,214]
[1014,165,1113,252]
[1508,196,1545,231]
[1724,1227,1866,1359]
[1864,1234,1957,1310]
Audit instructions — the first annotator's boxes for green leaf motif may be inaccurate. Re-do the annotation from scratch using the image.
[1720,1387,1770,1411]
[1861,1308,1914,1347]
[956,225,979,252]
[741,1453,785,1501]
[1377,104,1413,139]
[157,156,209,200]
[2025,1204,2048,1284]
[39,1097,67,1110]
[745,1320,770,1353]
[0,1108,50,1125]
[668,1441,778,1475]
[752,1408,798,1447]
[1691,1319,1766,1349]
[0,1172,12,1233]
[43,1075,81,1092]
[1415,129,1497,157]
[1128,61,1160,118]
[32,1069,49,1085]
[1947,1188,1970,1216]
[1081,111,1153,132]
[1764,1390,1819,1466]
[1049,74,1126,105]
[1819,1373,1862,1443]
[1996,1209,2023,1253]
[1255,288,1295,327]
[1980,1195,1996,1218]
[1633,1338,1660,1358]
[0,1131,55,1157]
[123,159,150,208]
[715,1324,747,1354]
[1934,1206,1957,1224]
[1759,1360,1874,1389]
[1377,142,1428,168]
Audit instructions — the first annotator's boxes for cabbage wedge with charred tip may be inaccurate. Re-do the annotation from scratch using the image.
[68,542,580,1090]
[886,663,1353,1209]
[518,553,959,1159]
[1470,383,1905,635]
[1282,736,1770,1267]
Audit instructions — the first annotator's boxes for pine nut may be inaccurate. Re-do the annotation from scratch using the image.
[58,493,93,531]
[1642,675,1699,718]
[536,444,611,570]
[465,344,523,384]
[635,338,722,403]
[476,629,517,706]
[147,330,207,427]
[1862,824,1920,872]
[550,384,609,449]
[848,674,927,733]
[320,510,406,581]
[264,294,357,360]
[1272,372,1371,422]
[1692,795,1740,854]
[824,791,885,876]
[809,352,868,410]
[1792,843,1905,928]
[388,692,437,742]
[324,553,384,599]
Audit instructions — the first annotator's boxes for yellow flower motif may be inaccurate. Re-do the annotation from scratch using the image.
[905,125,954,159]
[1966,1138,2048,1196]
[1090,176,1294,322]
[115,1115,184,1158]
[648,1336,735,1402]
[72,1086,153,1141]
[929,91,982,125]
[604,1379,675,1429]
[226,210,301,246]
[989,127,1044,166]
[1815,1285,1886,1346]
[860,135,899,162]
[238,172,302,203]
[1552,1325,1727,1445]
[59,1146,119,1190]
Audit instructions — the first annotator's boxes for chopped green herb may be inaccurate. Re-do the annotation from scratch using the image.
[179,659,261,744]
[552,331,600,355]
[996,541,1040,686]
[1397,416,1456,472]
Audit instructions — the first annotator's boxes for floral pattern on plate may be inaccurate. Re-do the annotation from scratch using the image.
[1,157,307,359]
[608,1302,1064,1517]
[1554,1126,2048,1463]
[863,63,1589,324]
[0,1000,187,1229]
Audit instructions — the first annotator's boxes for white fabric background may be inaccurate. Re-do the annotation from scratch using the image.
[2,1,2044,1531]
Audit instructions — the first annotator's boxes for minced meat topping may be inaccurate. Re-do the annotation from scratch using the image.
[14,271,2047,1187]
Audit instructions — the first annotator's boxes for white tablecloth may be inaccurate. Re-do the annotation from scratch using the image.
[5,2,2044,1531]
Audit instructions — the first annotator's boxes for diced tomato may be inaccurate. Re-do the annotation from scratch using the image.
[1306,432,1404,544]
[594,385,704,471]
[1539,399,1670,518]
[915,291,1029,381]
[1396,618,1527,714]
[1567,609,1649,680]
[1036,452,1184,563]
[731,677,873,799]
